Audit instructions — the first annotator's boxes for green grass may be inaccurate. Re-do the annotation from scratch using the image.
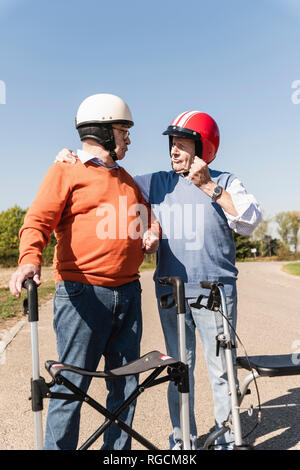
[0,257,156,321]
[282,262,300,277]
[0,281,55,320]
[140,260,156,271]
[0,260,157,320]
[140,255,156,271]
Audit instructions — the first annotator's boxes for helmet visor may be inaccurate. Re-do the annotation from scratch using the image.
[162,125,201,141]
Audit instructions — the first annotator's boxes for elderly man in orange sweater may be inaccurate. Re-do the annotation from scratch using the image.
[9,94,159,450]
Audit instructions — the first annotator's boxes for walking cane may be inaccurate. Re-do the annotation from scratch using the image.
[158,276,191,450]
[23,278,44,450]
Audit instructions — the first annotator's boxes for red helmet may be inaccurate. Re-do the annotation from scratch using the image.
[162,111,220,164]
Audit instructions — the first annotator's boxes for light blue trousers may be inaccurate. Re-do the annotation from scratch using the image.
[157,289,237,449]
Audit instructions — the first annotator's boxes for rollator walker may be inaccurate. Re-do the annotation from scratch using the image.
[23,276,300,450]
[23,276,192,451]
[191,280,300,450]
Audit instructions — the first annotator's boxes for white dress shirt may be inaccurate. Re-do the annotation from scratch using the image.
[77,149,119,169]
[222,177,262,236]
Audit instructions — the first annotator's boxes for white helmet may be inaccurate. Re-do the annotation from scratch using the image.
[75,93,133,160]
[75,93,133,128]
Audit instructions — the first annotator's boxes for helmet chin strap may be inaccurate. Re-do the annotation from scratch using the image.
[110,150,118,162]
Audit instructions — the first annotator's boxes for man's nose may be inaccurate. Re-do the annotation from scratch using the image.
[171,145,179,157]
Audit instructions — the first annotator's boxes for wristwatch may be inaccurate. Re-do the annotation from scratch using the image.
[211,185,223,202]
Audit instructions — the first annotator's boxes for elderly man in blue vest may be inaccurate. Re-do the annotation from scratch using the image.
[56,110,262,450]
[135,112,261,449]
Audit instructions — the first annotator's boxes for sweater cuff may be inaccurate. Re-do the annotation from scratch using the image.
[18,253,42,266]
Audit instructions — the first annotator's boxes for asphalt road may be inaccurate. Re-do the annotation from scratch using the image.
[0,262,299,451]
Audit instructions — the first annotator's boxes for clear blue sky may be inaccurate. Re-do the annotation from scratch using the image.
[0,0,299,229]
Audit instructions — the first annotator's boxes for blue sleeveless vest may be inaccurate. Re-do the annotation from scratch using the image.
[135,170,238,298]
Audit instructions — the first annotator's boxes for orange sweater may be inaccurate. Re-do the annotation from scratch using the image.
[19,160,151,286]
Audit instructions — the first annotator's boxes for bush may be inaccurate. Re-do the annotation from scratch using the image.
[0,205,57,267]
[0,206,27,266]
[42,232,57,266]
[0,248,20,267]
[233,232,258,260]
[0,205,26,250]
[275,242,292,260]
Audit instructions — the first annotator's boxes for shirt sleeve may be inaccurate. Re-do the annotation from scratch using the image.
[133,173,153,203]
[18,164,72,266]
[223,178,262,236]
[133,174,162,237]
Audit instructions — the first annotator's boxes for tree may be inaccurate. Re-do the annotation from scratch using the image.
[275,211,300,253]
[42,232,57,265]
[275,241,291,260]
[233,232,258,260]
[252,216,270,256]
[262,235,281,257]
[0,206,27,266]
[289,211,300,253]
[0,205,57,266]
[275,212,290,244]
[0,205,26,251]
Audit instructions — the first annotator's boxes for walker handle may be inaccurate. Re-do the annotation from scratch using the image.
[158,277,186,314]
[200,281,224,290]
[23,278,39,323]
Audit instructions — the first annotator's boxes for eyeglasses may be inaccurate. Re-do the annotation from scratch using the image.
[112,127,130,139]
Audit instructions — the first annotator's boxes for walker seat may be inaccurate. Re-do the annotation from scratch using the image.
[23,277,192,451]
[41,350,187,451]
[237,354,300,377]
[45,350,179,379]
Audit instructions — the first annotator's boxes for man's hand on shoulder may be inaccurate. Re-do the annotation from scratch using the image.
[55,148,77,164]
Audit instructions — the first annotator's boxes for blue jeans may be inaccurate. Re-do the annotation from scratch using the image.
[157,287,237,450]
[44,279,143,450]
